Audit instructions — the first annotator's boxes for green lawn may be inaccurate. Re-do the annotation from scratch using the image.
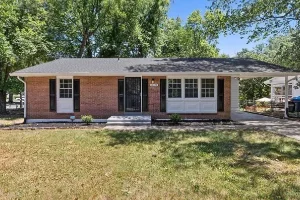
[0,129,300,199]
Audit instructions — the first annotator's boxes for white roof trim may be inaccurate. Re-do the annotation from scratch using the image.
[10,71,300,78]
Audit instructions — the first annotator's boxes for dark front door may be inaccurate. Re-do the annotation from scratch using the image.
[125,77,141,112]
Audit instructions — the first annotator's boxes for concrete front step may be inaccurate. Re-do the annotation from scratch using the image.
[107,115,151,126]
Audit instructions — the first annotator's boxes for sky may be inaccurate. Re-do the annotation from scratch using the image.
[167,0,264,56]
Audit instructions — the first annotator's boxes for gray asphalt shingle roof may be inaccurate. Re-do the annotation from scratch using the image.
[11,58,298,75]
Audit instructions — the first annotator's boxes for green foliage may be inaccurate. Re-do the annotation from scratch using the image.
[170,113,182,124]
[239,78,270,103]
[0,0,50,113]
[47,0,170,58]
[159,10,223,58]
[209,0,299,42]
[6,77,24,94]
[209,0,300,70]
[81,115,93,125]
[236,47,272,102]
[0,0,226,113]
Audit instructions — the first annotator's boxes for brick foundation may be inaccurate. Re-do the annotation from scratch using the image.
[25,76,231,120]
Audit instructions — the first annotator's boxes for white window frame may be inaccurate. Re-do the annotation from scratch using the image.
[168,78,182,99]
[59,79,73,98]
[201,78,215,98]
[166,76,217,114]
[184,78,198,98]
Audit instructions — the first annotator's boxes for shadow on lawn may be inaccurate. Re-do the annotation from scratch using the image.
[105,129,300,159]
[99,129,300,198]
[105,129,211,146]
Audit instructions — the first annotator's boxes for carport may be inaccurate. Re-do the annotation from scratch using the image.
[236,75,299,119]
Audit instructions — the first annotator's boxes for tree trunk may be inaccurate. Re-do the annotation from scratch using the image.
[8,93,13,103]
[77,33,89,58]
[0,90,7,114]
[86,38,93,58]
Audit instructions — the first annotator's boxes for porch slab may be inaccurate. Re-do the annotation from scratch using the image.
[107,115,151,125]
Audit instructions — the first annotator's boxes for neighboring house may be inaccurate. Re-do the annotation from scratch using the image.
[264,76,300,102]
[10,58,299,123]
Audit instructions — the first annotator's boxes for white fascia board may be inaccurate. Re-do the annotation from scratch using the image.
[10,72,239,77]
[238,72,300,78]
[10,72,300,78]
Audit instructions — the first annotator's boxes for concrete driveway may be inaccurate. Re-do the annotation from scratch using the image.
[231,111,286,122]
[105,111,300,141]
[231,111,300,140]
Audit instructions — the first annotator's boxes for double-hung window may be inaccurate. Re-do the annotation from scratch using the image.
[201,79,215,98]
[168,79,181,98]
[59,79,72,98]
[185,79,198,98]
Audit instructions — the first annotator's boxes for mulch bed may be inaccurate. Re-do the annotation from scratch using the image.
[0,123,106,130]
[0,120,246,130]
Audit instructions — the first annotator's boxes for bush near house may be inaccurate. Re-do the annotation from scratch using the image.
[81,115,93,125]
[170,113,182,124]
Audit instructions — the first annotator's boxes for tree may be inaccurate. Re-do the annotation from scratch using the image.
[47,0,170,58]
[46,0,109,58]
[236,47,271,102]
[209,0,300,42]
[159,10,223,58]
[209,0,300,70]
[0,0,50,113]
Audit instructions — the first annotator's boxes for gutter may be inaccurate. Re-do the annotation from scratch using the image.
[10,71,300,78]
[17,76,26,123]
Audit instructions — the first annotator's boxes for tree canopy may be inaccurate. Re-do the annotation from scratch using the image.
[159,10,225,58]
[0,0,50,113]
[209,0,300,41]
[0,0,226,113]
[236,33,300,102]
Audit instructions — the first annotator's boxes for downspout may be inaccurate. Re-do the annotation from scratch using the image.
[17,76,26,123]
[284,76,289,118]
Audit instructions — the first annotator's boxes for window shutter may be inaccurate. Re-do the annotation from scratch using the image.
[142,79,148,111]
[217,79,225,112]
[160,79,166,112]
[73,79,80,112]
[49,79,56,111]
[118,79,124,111]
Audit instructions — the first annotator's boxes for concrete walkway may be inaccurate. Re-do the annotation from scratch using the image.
[105,112,300,141]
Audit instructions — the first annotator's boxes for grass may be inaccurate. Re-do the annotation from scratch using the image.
[0,117,23,126]
[0,129,300,199]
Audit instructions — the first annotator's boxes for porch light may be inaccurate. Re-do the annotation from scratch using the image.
[151,78,155,84]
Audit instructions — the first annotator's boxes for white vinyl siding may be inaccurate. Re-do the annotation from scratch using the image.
[231,77,239,111]
[167,77,217,113]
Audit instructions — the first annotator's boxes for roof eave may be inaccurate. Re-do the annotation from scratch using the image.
[10,71,300,78]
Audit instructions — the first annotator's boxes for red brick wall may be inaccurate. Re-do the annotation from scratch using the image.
[26,76,123,119]
[25,76,231,120]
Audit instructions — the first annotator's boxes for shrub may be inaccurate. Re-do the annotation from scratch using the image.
[170,113,182,124]
[81,115,93,125]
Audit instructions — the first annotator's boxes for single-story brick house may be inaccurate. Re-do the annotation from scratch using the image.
[10,58,299,123]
